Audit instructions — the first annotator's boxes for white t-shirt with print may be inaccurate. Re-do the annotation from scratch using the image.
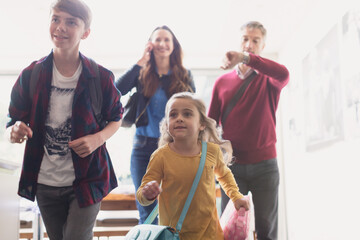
[37,62,82,187]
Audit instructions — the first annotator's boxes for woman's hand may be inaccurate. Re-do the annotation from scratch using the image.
[7,121,33,144]
[137,42,153,67]
[142,180,162,201]
[234,196,250,211]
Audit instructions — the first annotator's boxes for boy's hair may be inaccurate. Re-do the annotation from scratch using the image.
[159,92,233,164]
[51,0,92,29]
[241,21,267,41]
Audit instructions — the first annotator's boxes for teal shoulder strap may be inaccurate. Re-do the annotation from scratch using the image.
[144,141,207,232]
[175,141,207,232]
[144,203,159,224]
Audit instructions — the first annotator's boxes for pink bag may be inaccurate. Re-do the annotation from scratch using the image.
[220,192,255,240]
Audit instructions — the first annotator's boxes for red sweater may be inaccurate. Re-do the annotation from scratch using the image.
[208,53,289,164]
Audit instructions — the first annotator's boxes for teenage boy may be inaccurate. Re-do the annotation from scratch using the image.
[6,0,122,239]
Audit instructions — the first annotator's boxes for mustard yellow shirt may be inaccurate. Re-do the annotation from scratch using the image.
[136,142,243,240]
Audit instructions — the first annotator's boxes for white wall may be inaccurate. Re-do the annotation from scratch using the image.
[0,0,306,72]
[0,161,21,240]
[278,0,360,239]
[0,0,246,72]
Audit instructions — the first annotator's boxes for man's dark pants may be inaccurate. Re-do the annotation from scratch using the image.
[221,158,279,240]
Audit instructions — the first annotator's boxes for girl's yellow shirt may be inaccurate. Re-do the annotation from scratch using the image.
[137,142,243,240]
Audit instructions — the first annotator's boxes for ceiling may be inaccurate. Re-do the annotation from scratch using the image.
[0,0,351,70]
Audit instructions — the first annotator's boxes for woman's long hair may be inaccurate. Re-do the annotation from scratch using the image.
[158,92,233,165]
[139,25,192,98]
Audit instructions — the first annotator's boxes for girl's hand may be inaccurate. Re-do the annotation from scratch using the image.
[68,134,103,158]
[137,42,153,67]
[7,121,33,144]
[142,180,162,201]
[234,197,250,211]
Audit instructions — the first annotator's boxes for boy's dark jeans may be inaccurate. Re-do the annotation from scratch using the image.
[36,184,100,240]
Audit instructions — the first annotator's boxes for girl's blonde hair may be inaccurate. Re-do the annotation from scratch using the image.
[159,92,233,165]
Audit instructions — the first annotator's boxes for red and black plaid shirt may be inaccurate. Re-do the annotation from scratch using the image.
[7,51,123,207]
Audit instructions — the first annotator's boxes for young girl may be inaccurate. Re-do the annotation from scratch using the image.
[136,92,249,240]
[6,0,122,239]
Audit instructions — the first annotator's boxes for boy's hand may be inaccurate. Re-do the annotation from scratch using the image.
[7,121,33,144]
[68,134,103,158]
[234,196,250,211]
[142,180,162,201]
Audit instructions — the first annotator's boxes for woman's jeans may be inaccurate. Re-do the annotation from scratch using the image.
[130,134,159,224]
[221,158,279,240]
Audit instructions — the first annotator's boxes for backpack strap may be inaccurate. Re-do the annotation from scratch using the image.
[29,63,42,100]
[88,58,106,128]
[221,71,257,126]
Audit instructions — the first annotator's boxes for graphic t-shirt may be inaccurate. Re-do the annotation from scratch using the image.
[37,62,82,187]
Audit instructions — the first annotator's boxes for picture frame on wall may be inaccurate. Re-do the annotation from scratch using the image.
[302,24,344,151]
[341,9,360,139]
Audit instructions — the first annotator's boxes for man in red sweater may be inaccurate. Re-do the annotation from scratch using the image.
[208,21,289,240]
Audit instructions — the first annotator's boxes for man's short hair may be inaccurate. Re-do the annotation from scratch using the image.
[52,0,92,29]
[241,21,267,40]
